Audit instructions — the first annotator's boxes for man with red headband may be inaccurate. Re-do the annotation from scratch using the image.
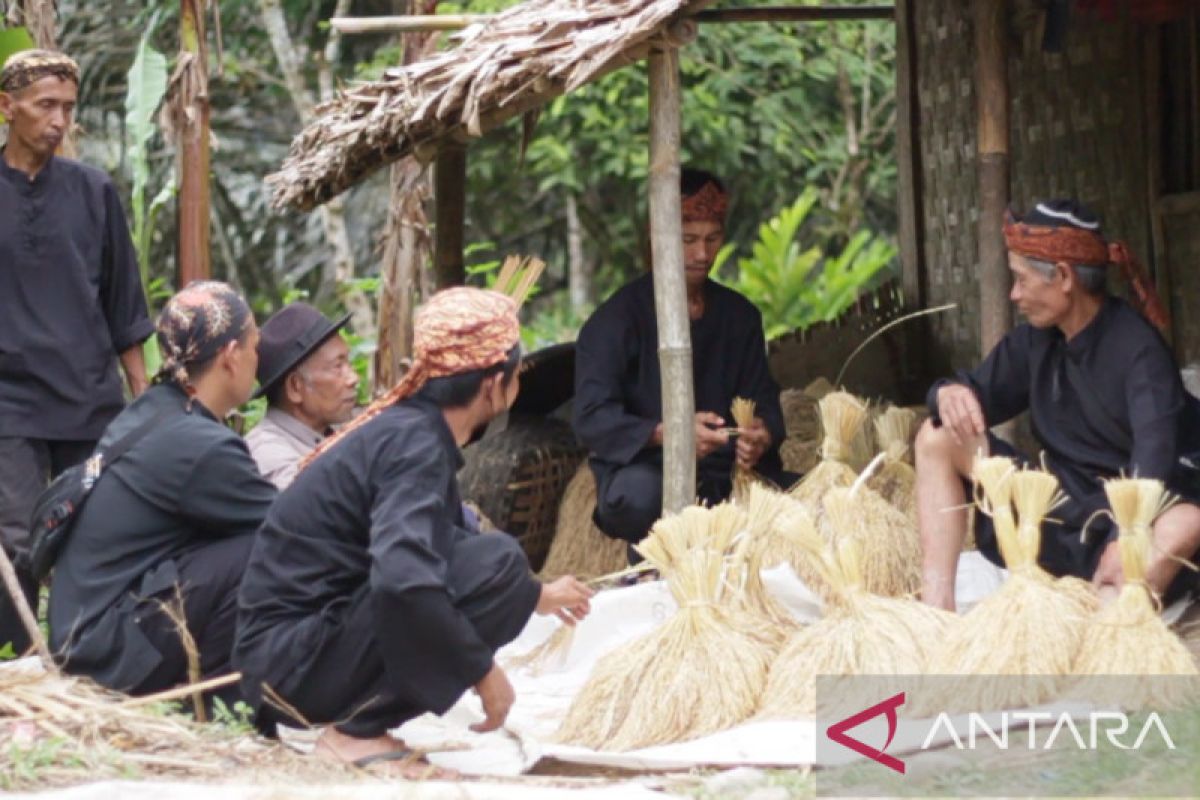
[916,199,1200,610]
[234,287,593,776]
[573,168,787,559]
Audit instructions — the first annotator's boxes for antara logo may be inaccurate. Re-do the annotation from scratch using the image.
[825,691,907,774]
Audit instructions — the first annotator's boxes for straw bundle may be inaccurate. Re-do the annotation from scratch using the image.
[756,536,956,720]
[1071,479,1199,708]
[922,461,1098,713]
[778,378,837,474]
[731,397,758,501]
[733,484,818,626]
[539,463,628,581]
[867,406,918,521]
[788,391,870,510]
[556,517,779,751]
[819,476,922,599]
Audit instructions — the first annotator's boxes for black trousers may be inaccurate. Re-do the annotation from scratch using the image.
[258,534,537,738]
[129,534,253,708]
[0,437,95,655]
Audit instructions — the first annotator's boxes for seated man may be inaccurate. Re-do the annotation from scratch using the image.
[916,199,1200,610]
[235,287,592,775]
[246,302,357,489]
[49,282,276,700]
[573,168,787,551]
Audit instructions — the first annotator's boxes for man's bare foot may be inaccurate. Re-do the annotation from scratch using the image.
[313,726,458,780]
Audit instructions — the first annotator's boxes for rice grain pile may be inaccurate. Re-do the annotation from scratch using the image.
[539,463,628,581]
[921,459,1098,714]
[1070,478,1200,708]
[789,391,871,510]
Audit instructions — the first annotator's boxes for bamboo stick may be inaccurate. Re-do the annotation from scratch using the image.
[648,46,694,515]
[0,546,58,675]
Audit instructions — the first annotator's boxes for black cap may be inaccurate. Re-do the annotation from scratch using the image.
[254,303,352,400]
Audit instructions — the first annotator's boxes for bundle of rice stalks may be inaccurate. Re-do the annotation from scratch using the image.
[731,397,758,501]
[922,461,1098,713]
[756,536,956,720]
[867,406,918,521]
[778,380,832,474]
[1071,478,1199,708]
[731,483,820,626]
[539,463,628,581]
[789,391,871,509]
[556,530,779,750]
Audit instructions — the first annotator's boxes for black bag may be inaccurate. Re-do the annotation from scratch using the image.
[26,411,168,582]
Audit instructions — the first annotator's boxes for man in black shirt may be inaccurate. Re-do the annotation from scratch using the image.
[0,50,152,654]
[573,168,787,554]
[49,282,275,701]
[236,287,592,776]
[916,199,1200,610]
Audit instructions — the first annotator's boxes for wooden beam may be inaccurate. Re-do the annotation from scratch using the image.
[973,0,1010,356]
[1143,24,1171,344]
[329,7,895,34]
[648,45,696,515]
[894,0,922,308]
[433,140,467,289]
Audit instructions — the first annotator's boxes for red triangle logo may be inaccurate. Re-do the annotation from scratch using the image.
[825,691,907,774]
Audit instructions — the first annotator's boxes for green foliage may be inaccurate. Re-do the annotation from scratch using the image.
[2,738,86,790]
[0,641,15,661]
[0,25,35,124]
[211,697,257,735]
[718,190,897,339]
[125,13,171,297]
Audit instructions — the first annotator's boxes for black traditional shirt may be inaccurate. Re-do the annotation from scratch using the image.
[0,153,152,440]
[48,383,276,690]
[234,397,541,716]
[927,296,1191,538]
[573,273,787,487]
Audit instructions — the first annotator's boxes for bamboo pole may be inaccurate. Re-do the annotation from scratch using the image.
[329,6,895,34]
[973,0,1010,356]
[894,0,922,307]
[0,546,58,674]
[177,0,212,285]
[648,43,695,515]
[434,139,467,289]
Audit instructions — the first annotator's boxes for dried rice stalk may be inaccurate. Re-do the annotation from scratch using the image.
[820,476,922,599]
[731,397,757,501]
[1070,479,1199,708]
[921,462,1097,714]
[788,391,869,509]
[540,464,627,581]
[731,484,814,626]
[757,537,955,719]
[868,407,918,521]
[556,547,779,750]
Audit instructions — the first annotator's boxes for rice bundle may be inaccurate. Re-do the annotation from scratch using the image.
[539,463,628,581]
[756,528,956,720]
[922,460,1098,713]
[867,406,918,521]
[1071,478,1199,708]
[789,391,870,510]
[555,513,779,751]
[730,397,758,501]
[732,483,821,625]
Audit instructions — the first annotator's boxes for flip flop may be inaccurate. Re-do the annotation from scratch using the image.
[352,749,416,768]
[350,748,458,780]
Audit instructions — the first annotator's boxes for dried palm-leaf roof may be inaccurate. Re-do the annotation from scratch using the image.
[268,0,714,211]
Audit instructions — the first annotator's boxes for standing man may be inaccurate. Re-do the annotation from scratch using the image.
[573,168,788,555]
[246,303,358,489]
[0,50,152,654]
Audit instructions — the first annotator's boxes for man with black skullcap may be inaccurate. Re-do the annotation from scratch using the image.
[916,199,1200,610]
[49,282,275,701]
[0,49,152,655]
[247,303,358,489]
[235,287,592,776]
[573,168,787,557]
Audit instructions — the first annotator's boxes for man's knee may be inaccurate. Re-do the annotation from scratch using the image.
[594,464,663,543]
[915,418,979,476]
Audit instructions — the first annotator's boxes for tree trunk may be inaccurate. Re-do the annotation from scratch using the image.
[433,140,467,289]
[566,191,591,312]
[648,44,695,515]
[175,0,211,286]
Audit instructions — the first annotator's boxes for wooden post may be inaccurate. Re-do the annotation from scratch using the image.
[434,139,467,289]
[894,0,922,307]
[973,0,1010,356]
[648,44,695,515]
[177,0,211,285]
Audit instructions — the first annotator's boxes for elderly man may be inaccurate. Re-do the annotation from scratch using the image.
[916,199,1200,610]
[49,282,275,701]
[246,303,358,489]
[573,168,787,554]
[0,50,151,655]
[235,288,592,776]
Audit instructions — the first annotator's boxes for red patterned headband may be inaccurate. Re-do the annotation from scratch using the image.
[681,181,729,224]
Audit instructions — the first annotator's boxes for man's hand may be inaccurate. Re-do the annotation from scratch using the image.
[119,345,149,398]
[935,383,987,445]
[471,663,515,733]
[536,575,594,626]
[736,417,771,470]
[1091,539,1125,601]
[695,412,729,459]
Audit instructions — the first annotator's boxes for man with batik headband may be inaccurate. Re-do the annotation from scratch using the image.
[235,287,592,776]
[915,199,1200,610]
[1,49,152,655]
[48,282,275,703]
[573,168,788,559]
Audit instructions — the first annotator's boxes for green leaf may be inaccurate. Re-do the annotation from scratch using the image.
[0,26,36,124]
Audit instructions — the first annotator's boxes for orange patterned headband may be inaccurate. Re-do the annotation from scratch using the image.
[681,181,729,224]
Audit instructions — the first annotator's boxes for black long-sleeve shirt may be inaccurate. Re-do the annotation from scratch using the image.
[573,273,787,486]
[235,397,541,716]
[48,383,276,690]
[0,154,153,440]
[927,296,1192,535]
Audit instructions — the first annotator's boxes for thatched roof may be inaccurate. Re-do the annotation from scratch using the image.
[267,0,713,211]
